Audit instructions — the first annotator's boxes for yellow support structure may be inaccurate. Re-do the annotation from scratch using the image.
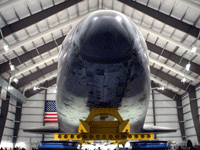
[53,108,155,146]
[54,133,154,141]
[78,119,90,133]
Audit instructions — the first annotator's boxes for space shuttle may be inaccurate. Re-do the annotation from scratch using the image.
[24,10,176,134]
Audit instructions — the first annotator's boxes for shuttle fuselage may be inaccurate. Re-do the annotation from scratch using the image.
[56,10,150,133]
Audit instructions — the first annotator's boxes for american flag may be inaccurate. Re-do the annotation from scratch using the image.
[44,100,58,123]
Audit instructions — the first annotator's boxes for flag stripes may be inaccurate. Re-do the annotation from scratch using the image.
[44,101,58,123]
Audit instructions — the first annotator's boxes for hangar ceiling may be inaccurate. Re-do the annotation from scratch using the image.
[0,0,200,100]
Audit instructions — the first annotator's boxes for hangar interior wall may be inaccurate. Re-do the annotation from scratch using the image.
[180,85,200,146]
[3,97,17,139]
[195,86,200,124]
[145,90,182,143]
[1,85,200,149]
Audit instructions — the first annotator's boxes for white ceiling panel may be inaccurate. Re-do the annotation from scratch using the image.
[161,25,175,37]
[113,0,123,12]
[89,0,98,9]
[15,29,29,42]
[68,5,78,18]
[136,0,148,5]
[132,10,144,23]
[4,34,17,46]
[54,0,65,5]
[26,24,40,37]
[146,33,158,44]
[40,0,53,10]
[159,0,175,15]
[37,20,49,32]
[155,39,169,49]
[78,0,88,13]
[26,0,42,15]
[57,9,70,23]
[151,20,164,33]
[124,5,133,17]
[1,8,18,25]
[13,2,30,20]
[47,15,59,28]
[183,7,200,26]
[148,0,162,10]
[171,2,188,20]
[51,30,62,40]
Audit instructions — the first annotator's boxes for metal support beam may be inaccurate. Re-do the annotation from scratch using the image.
[117,0,200,40]
[25,78,57,98]
[151,81,186,139]
[12,63,58,88]
[151,82,180,101]
[151,87,157,139]
[42,89,47,141]
[176,97,186,141]
[25,72,57,90]
[188,86,200,143]
[0,95,9,143]
[147,42,200,75]
[0,36,64,75]
[0,76,27,103]
[13,101,22,147]
[151,81,187,140]
[150,66,191,91]
[0,0,82,39]
[150,57,195,81]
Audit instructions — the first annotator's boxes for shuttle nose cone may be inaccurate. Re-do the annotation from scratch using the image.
[79,10,135,63]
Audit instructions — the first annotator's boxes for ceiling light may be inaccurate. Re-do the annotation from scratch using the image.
[191,47,197,53]
[4,44,9,51]
[53,89,57,93]
[185,63,191,71]
[181,77,186,83]
[13,78,19,84]
[33,86,40,90]
[157,86,165,90]
[10,64,15,71]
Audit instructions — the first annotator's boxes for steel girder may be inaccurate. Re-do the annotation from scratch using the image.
[25,78,57,98]
[12,101,22,147]
[0,0,82,39]
[151,82,186,140]
[0,36,64,74]
[187,86,200,143]
[0,94,9,143]
[118,0,200,40]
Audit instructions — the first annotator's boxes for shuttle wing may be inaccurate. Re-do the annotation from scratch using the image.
[143,124,177,133]
[23,124,59,134]
[23,124,176,134]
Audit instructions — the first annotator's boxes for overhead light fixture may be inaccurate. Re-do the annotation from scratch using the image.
[157,86,165,90]
[185,63,191,71]
[33,86,40,90]
[191,47,197,53]
[4,44,9,52]
[53,89,57,93]
[9,63,15,71]
[181,77,186,83]
[13,78,19,84]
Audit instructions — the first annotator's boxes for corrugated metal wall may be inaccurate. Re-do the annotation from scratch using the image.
[145,90,182,143]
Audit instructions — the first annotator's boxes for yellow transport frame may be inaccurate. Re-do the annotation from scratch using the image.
[52,108,154,147]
